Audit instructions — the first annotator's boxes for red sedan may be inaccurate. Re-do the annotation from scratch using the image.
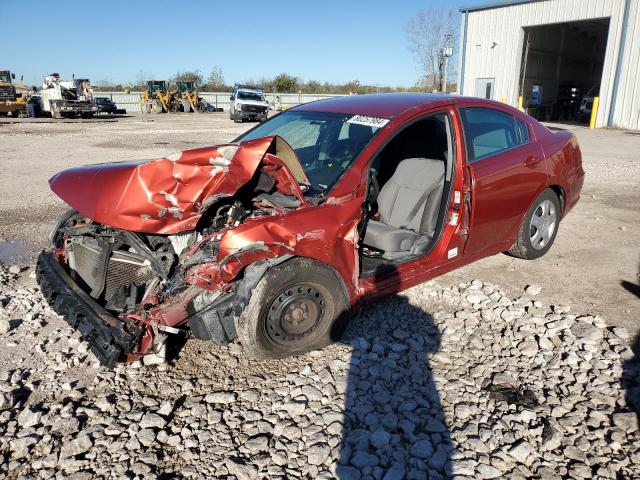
[37,94,584,366]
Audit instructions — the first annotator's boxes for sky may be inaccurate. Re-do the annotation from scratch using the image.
[3,0,466,88]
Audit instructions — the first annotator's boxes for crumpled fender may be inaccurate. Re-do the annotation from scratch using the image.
[48,136,308,234]
[184,195,363,301]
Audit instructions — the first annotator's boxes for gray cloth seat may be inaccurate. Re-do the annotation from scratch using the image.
[363,158,445,256]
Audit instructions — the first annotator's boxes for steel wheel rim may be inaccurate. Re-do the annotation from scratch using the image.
[529,199,557,250]
[265,284,325,346]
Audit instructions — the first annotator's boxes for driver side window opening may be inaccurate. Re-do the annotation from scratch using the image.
[360,112,454,277]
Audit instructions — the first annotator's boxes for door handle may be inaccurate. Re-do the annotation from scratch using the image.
[524,155,542,167]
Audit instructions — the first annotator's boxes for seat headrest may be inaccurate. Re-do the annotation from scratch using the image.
[348,123,374,143]
[390,158,445,189]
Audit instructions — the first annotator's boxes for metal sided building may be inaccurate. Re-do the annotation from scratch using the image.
[457,0,640,129]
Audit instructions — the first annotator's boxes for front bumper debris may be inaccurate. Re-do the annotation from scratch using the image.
[36,251,143,368]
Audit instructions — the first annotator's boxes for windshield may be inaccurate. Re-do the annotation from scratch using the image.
[237,91,264,102]
[149,82,165,93]
[0,72,10,83]
[236,110,385,196]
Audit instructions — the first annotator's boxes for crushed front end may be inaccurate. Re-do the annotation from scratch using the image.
[37,136,315,367]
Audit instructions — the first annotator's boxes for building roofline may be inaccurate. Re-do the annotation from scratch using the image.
[459,0,542,13]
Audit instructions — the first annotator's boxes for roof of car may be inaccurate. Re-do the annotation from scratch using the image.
[294,93,456,119]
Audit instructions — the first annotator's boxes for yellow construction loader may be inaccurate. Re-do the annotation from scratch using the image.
[0,70,26,116]
[174,81,207,112]
[140,80,175,114]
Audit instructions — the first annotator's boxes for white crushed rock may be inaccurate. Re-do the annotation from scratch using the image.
[0,265,638,479]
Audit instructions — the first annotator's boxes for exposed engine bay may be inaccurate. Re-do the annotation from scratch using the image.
[55,186,296,316]
[37,135,350,367]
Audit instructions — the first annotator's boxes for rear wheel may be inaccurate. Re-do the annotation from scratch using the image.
[236,258,348,358]
[508,189,561,260]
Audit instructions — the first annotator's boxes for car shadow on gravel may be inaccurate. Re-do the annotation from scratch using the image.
[336,265,453,479]
[622,332,640,428]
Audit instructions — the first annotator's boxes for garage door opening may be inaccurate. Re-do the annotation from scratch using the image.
[518,18,610,126]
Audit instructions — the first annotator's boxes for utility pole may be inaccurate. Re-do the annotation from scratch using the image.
[441,34,453,93]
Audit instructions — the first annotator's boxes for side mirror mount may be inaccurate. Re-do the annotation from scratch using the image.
[11,73,15,80]
[229,95,234,101]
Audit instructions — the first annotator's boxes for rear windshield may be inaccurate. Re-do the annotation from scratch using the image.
[236,110,384,196]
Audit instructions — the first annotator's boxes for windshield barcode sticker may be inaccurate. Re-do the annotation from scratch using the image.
[347,115,390,129]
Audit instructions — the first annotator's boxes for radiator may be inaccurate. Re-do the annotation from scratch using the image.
[67,239,155,304]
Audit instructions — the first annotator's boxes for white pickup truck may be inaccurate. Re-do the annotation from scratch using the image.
[229,84,269,123]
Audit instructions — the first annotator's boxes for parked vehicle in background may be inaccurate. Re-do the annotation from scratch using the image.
[37,94,584,367]
[39,74,98,119]
[230,84,269,122]
[140,80,174,114]
[26,95,41,118]
[95,97,118,114]
[174,81,208,113]
[579,83,600,123]
[0,70,26,116]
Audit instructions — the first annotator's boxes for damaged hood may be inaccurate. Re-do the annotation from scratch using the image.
[49,136,310,234]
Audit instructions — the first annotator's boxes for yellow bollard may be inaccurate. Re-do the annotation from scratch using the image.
[501,97,507,104]
[517,96,524,111]
[589,96,600,129]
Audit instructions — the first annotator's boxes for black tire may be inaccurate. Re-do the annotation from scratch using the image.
[508,189,561,260]
[234,114,243,123]
[236,258,349,359]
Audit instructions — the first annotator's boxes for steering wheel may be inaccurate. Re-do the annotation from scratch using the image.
[328,141,358,166]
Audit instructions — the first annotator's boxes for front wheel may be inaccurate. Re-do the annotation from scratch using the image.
[508,189,561,260]
[236,258,348,358]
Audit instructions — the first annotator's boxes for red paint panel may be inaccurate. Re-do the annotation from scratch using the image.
[48,136,301,234]
[216,197,364,301]
[465,141,547,255]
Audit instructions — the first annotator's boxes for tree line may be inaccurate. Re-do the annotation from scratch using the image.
[94,68,453,94]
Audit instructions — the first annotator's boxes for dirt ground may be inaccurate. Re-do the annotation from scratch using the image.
[0,112,638,337]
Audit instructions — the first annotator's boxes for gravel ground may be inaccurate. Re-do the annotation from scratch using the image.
[0,265,638,479]
[0,113,638,478]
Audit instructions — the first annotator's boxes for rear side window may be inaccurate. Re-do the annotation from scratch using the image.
[461,107,529,162]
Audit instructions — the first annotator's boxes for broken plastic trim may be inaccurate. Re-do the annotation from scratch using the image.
[36,251,143,368]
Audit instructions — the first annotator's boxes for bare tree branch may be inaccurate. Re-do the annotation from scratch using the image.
[406,8,458,90]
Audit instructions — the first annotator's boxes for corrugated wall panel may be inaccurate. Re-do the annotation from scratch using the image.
[459,0,640,129]
[612,0,640,129]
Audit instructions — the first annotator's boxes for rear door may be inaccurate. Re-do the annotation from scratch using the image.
[460,105,546,256]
